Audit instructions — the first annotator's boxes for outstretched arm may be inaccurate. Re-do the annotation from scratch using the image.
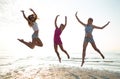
[21,10,28,21]
[55,15,59,28]
[75,12,86,26]
[30,8,37,19]
[93,21,110,29]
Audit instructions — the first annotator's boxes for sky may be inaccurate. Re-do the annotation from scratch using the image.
[0,0,120,57]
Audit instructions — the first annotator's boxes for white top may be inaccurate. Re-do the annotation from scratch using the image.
[32,22,39,31]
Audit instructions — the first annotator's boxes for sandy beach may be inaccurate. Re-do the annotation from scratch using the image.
[0,65,120,79]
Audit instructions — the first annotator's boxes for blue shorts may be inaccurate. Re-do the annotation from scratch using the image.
[32,33,38,39]
[84,37,94,43]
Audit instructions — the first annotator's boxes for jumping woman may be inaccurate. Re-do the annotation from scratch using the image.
[18,8,43,49]
[75,12,110,66]
[54,15,70,63]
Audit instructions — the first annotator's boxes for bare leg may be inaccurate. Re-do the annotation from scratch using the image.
[81,41,88,67]
[54,44,61,63]
[34,38,43,47]
[90,42,105,59]
[18,39,35,49]
[59,44,70,59]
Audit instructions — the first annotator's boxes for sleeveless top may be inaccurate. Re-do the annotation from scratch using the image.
[32,22,39,31]
[54,28,62,44]
[85,25,93,33]
[85,25,93,37]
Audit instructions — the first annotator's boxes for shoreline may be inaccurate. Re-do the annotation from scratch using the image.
[0,65,120,79]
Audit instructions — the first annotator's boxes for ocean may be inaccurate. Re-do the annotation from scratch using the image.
[0,51,120,75]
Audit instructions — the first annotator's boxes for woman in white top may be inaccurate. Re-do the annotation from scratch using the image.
[18,8,43,49]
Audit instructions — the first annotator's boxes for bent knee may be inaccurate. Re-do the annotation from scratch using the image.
[30,45,35,49]
[39,43,43,47]
[40,44,43,47]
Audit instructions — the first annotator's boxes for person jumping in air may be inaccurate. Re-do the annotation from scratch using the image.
[18,8,43,49]
[54,15,70,63]
[75,12,110,67]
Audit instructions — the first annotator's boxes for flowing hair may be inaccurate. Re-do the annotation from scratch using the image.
[27,14,37,27]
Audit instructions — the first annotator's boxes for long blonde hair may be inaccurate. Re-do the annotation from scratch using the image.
[28,14,37,27]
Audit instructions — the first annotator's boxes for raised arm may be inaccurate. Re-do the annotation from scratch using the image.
[30,8,37,19]
[64,16,67,26]
[75,12,86,26]
[21,10,28,21]
[55,15,59,28]
[60,16,67,31]
[93,21,110,29]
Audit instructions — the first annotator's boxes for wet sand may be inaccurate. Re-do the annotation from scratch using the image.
[0,65,120,79]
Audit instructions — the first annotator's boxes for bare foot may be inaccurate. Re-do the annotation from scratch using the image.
[67,55,70,59]
[102,56,105,59]
[17,39,34,49]
[59,58,61,63]
[17,39,24,42]
[81,61,84,67]
[101,54,105,59]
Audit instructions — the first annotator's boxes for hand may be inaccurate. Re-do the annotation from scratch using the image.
[29,8,33,11]
[75,12,78,16]
[107,21,110,26]
[56,15,60,19]
[65,16,67,19]
[56,15,60,17]
[21,10,24,13]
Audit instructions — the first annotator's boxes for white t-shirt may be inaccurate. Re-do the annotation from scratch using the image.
[32,22,39,31]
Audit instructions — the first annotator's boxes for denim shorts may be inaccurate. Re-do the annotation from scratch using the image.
[84,37,94,43]
[32,33,38,39]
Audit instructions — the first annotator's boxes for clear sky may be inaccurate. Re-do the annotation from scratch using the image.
[0,0,120,57]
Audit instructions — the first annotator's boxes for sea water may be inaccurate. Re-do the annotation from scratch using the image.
[0,50,120,75]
